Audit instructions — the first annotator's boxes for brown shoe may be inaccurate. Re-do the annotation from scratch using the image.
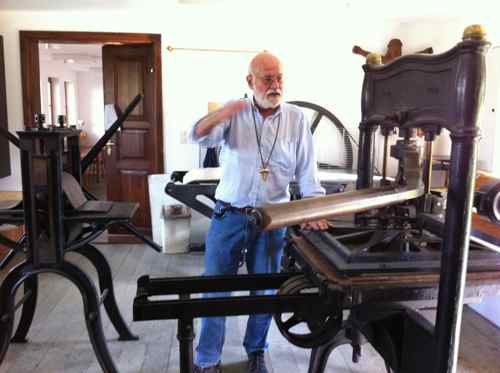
[193,362,222,373]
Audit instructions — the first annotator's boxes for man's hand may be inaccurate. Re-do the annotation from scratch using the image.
[300,219,330,231]
[352,45,370,57]
[219,100,247,119]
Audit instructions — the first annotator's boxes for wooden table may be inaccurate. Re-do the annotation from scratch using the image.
[0,192,23,258]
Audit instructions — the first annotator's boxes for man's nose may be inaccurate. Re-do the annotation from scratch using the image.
[270,79,280,89]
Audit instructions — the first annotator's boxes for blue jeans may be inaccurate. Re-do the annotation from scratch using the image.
[195,201,286,368]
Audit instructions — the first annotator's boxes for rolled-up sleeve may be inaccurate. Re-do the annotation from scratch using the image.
[188,113,232,147]
[294,114,325,198]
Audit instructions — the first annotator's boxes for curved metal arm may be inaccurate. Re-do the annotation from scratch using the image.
[0,126,20,149]
[81,93,142,173]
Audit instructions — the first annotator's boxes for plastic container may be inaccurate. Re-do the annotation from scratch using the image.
[148,174,178,246]
[161,204,191,254]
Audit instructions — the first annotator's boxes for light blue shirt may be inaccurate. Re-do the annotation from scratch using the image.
[188,98,325,207]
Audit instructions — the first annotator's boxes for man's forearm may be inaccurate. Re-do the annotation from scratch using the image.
[193,100,246,139]
[194,110,227,137]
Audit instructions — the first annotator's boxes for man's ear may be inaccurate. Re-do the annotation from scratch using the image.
[246,74,253,90]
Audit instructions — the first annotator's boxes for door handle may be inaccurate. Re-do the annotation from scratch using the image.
[105,141,115,156]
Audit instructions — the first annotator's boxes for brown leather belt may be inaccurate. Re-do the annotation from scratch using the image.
[218,200,253,214]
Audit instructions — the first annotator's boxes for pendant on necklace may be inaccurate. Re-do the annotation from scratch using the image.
[259,167,270,181]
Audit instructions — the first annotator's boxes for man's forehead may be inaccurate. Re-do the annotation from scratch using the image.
[255,63,283,76]
[259,69,282,77]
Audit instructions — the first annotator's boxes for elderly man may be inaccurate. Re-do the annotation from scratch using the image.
[188,52,327,373]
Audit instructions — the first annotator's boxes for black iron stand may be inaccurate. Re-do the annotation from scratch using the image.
[133,273,328,373]
[308,304,436,373]
[0,129,136,373]
[178,316,195,371]
[308,327,354,373]
[1,262,119,371]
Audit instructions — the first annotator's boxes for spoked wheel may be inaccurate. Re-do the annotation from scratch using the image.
[274,275,343,348]
[288,100,356,170]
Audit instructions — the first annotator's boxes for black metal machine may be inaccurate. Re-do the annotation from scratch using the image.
[0,94,161,271]
[133,25,500,373]
[0,94,161,373]
[249,24,500,373]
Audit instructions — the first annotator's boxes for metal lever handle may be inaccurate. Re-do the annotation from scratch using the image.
[105,141,115,156]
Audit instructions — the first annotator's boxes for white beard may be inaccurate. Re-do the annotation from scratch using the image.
[254,92,281,109]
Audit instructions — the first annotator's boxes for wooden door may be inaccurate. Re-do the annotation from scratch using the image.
[102,44,160,238]
[0,35,11,178]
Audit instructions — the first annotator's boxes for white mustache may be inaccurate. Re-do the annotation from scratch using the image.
[267,90,281,96]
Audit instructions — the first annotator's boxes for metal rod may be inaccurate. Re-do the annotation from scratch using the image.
[434,31,488,373]
[423,140,433,194]
[120,222,162,253]
[12,290,33,315]
[434,132,478,373]
[1,290,32,322]
[251,185,424,230]
[356,126,376,189]
[382,135,388,182]
[81,93,142,174]
[0,249,16,270]
[178,291,194,373]
[0,126,20,148]
[145,272,294,295]
[98,289,109,307]
[166,46,263,54]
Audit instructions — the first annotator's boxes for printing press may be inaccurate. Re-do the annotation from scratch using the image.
[133,25,500,373]
[0,94,161,373]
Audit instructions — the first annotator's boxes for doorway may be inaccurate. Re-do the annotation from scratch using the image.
[20,31,164,241]
[39,42,106,200]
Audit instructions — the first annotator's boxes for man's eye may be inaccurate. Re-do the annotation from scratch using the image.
[262,76,282,84]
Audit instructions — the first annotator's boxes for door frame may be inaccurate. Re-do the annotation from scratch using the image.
[19,30,164,174]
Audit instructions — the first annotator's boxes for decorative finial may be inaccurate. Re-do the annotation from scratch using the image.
[366,53,382,66]
[463,24,486,40]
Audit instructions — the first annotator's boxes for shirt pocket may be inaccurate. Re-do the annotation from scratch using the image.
[269,139,295,179]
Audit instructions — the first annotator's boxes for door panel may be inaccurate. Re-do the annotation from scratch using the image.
[103,43,158,237]
[120,129,147,159]
[116,60,145,116]
[120,171,149,226]
[0,35,11,178]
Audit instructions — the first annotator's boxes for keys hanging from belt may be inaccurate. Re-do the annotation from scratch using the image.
[238,247,248,268]
[239,210,259,268]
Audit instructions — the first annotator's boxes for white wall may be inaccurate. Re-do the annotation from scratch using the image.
[480,47,500,174]
[76,69,104,146]
[1,1,500,190]
[39,56,104,147]
[39,59,78,125]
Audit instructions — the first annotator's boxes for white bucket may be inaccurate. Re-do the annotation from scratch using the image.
[161,204,191,254]
[148,174,180,246]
